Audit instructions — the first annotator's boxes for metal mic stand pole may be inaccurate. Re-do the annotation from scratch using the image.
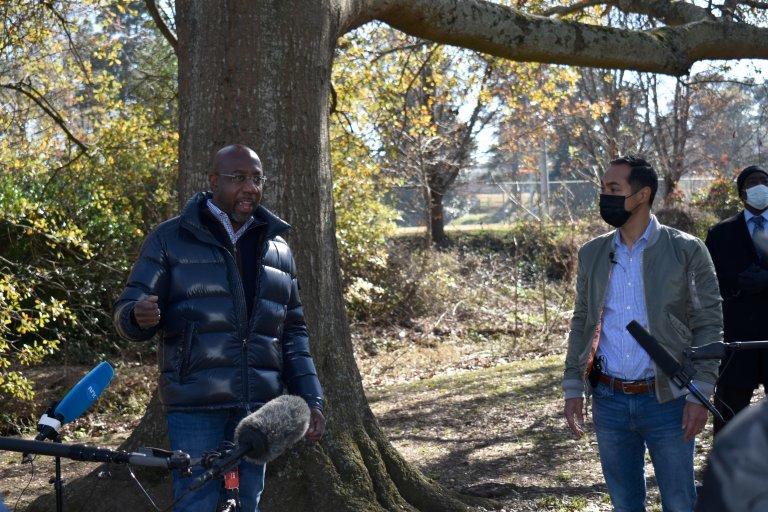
[53,433,63,512]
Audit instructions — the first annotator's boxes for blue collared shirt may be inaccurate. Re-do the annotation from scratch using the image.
[596,215,659,380]
[206,199,255,245]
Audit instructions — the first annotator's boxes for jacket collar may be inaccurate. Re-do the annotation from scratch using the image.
[612,214,660,249]
[180,192,291,244]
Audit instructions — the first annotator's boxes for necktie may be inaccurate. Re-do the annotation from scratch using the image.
[752,215,767,261]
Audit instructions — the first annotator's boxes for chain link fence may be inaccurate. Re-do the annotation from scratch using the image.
[391,177,715,227]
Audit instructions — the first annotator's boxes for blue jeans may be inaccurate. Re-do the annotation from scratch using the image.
[167,408,266,512]
[592,381,696,512]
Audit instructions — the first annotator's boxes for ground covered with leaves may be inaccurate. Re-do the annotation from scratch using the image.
[0,350,724,512]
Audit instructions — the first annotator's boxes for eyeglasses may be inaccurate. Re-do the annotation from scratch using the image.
[218,173,267,187]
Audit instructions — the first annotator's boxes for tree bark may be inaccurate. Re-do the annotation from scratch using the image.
[430,189,448,246]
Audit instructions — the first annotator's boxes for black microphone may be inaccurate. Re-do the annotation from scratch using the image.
[609,251,617,264]
[626,321,682,377]
[188,395,310,490]
[626,321,723,422]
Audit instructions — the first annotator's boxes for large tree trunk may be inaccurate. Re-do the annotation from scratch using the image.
[31,2,489,511]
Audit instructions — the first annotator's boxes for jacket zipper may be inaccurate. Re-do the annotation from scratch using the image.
[688,271,702,310]
[234,232,268,409]
[223,242,250,407]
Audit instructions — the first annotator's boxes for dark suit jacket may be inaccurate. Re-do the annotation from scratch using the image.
[705,212,768,387]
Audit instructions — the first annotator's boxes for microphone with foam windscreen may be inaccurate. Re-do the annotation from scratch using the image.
[626,321,722,421]
[188,395,310,490]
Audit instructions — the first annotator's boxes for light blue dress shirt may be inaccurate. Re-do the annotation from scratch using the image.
[595,215,659,380]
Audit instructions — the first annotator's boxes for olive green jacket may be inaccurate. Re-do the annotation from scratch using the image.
[563,219,723,403]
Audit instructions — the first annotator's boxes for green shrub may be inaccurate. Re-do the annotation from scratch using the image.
[0,103,177,417]
[692,175,741,221]
[655,207,718,239]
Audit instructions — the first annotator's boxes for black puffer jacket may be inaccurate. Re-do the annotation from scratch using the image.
[113,193,323,411]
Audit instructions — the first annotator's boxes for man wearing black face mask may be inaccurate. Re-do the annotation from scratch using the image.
[705,165,768,435]
[563,156,723,512]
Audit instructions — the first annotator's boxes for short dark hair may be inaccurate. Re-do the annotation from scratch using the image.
[610,155,658,206]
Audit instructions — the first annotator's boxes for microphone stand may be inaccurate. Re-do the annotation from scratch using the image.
[1,436,191,512]
[667,357,723,423]
[1,437,192,468]
[680,340,768,424]
[53,433,63,512]
[24,400,66,512]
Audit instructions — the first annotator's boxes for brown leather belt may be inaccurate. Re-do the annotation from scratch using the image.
[598,374,655,394]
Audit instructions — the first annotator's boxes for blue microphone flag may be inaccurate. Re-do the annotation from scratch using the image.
[55,361,114,423]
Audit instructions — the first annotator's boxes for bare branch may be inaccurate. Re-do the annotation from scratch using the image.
[1,81,89,153]
[682,77,756,86]
[611,0,713,24]
[41,2,93,83]
[145,0,178,54]
[371,41,431,63]
[542,1,607,17]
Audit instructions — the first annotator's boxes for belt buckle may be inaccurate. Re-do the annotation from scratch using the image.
[621,380,638,394]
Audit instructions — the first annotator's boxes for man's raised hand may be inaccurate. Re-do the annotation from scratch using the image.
[133,295,161,329]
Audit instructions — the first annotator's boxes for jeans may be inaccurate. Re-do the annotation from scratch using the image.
[167,408,266,512]
[592,380,696,512]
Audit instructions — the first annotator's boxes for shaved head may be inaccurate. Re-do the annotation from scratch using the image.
[213,144,262,173]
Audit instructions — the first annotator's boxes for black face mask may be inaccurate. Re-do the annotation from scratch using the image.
[599,192,637,228]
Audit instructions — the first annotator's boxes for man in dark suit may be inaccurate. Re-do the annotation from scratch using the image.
[705,165,768,434]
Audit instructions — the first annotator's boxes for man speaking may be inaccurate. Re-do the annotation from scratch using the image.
[113,144,325,511]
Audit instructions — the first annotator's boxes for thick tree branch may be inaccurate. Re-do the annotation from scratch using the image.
[1,82,89,153]
[343,0,768,76]
[145,0,178,54]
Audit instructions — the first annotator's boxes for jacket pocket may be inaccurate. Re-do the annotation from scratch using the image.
[666,311,692,345]
[178,321,197,383]
[688,271,703,310]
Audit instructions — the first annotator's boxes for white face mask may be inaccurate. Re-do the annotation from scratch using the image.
[746,184,768,211]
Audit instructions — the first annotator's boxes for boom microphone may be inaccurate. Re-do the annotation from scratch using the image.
[34,361,114,443]
[625,321,682,378]
[626,321,722,421]
[235,394,311,464]
[188,395,310,490]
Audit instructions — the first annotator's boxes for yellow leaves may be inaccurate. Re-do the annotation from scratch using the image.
[588,101,611,120]
[0,259,72,400]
